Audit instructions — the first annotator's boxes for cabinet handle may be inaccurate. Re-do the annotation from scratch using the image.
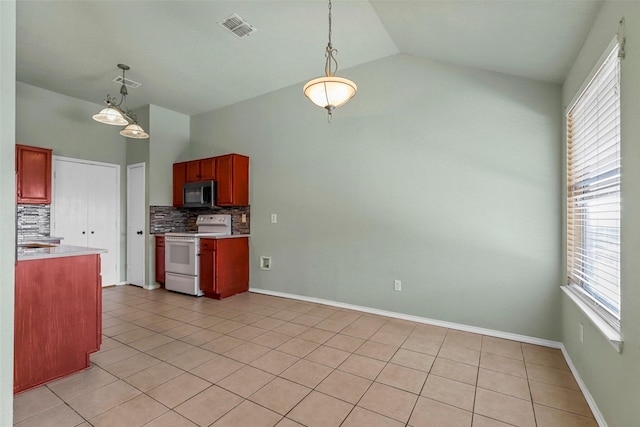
[82,231,86,235]
[91,231,95,234]
[137,231,143,235]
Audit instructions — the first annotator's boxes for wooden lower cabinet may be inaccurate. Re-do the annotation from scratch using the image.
[14,254,102,394]
[155,235,165,285]
[199,237,249,299]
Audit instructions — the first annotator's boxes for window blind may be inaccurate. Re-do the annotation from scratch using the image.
[567,42,621,329]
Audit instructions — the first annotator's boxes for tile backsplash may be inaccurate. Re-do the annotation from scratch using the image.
[150,205,250,235]
[16,204,50,242]
[17,204,251,242]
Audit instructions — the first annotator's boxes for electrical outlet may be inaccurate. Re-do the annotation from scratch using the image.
[260,256,272,270]
[271,214,277,224]
[579,322,584,343]
[241,214,247,223]
[394,280,402,291]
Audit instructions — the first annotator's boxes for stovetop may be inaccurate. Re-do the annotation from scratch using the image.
[165,231,231,238]
[165,214,232,239]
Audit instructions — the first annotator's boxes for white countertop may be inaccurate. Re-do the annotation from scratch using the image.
[17,244,107,261]
[161,233,251,239]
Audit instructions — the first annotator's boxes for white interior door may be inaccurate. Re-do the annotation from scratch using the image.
[52,157,120,286]
[126,163,145,287]
[51,159,87,246]
[87,164,119,286]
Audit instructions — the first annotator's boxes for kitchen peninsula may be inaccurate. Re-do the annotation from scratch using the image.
[14,243,106,394]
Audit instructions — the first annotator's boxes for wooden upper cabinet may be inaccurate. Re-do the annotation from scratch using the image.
[185,158,216,182]
[172,162,186,207]
[216,154,249,206]
[200,157,216,180]
[185,160,201,182]
[16,144,52,204]
[172,154,248,207]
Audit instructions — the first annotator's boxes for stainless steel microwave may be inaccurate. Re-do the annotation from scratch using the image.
[183,180,216,207]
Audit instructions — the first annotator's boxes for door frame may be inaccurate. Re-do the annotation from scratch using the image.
[51,156,122,285]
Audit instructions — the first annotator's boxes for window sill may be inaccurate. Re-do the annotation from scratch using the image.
[561,286,622,352]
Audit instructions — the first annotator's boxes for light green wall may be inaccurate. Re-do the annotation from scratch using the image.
[561,2,640,425]
[16,82,128,282]
[15,82,189,290]
[16,82,126,164]
[191,53,563,340]
[126,104,189,287]
[0,1,16,423]
[148,104,190,206]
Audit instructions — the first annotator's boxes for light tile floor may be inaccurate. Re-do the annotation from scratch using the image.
[14,286,598,426]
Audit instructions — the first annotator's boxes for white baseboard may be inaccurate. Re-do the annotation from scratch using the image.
[249,287,561,348]
[249,286,606,426]
[559,345,607,427]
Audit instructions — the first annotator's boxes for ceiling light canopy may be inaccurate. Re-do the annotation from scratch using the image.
[92,64,149,139]
[303,0,357,121]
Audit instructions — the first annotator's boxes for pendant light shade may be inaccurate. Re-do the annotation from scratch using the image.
[92,106,128,126]
[119,123,149,139]
[303,76,357,111]
[303,0,356,120]
[92,64,149,139]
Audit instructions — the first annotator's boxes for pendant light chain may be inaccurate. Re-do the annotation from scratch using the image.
[325,0,339,78]
[328,0,332,47]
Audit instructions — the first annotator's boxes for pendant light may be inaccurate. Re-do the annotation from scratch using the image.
[92,64,149,139]
[303,0,357,121]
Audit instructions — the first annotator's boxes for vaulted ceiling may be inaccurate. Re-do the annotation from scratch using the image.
[16,1,603,116]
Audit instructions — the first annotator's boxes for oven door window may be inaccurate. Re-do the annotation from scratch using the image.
[166,241,197,276]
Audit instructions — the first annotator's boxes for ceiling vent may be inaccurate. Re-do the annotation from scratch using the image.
[112,75,142,89]
[219,13,257,38]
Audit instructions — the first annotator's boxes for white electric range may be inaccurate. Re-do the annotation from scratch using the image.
[164,214,231,296]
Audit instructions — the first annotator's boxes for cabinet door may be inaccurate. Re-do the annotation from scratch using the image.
[215,237,249,298]
[216,154,249,206]
[155,236,165,285]
[16,144,52,204]
[186,160,201,182]
[173,162,186,207]
[200,157,216,180]
[199,239,216,293]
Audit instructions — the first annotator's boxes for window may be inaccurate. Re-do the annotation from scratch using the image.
[566,40,622,331]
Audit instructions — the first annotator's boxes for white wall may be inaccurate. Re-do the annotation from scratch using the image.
[561,2,640,425]
[191,53,563,340]
[0,1,16,422]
